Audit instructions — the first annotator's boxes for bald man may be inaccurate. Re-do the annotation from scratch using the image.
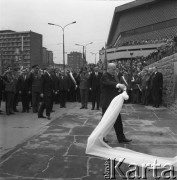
[101,63,132,143]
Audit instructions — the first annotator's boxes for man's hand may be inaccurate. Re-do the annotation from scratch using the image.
[116,83,126,91]
[40,93,44,98]
[89,88,92,91]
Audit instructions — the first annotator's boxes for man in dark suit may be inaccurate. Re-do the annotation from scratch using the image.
[18,68,30,112]
[13,70,20,112]
[38,67,54,120]
[54,69,60,104]
[101,63,132,144]
[49,68,56,112]
[79,67,90,109]
[57,70,70,108]
[28,65,41,113]
[152,67,163,108]
[89,66,102,110]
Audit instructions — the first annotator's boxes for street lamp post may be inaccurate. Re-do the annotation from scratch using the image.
[48,21,76,72]
[90,52,97,65]
[75,42,93,66]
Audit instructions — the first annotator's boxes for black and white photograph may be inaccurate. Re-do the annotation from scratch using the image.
[0,0,177,179]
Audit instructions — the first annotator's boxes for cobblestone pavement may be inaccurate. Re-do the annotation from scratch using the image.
[0,102,177,180]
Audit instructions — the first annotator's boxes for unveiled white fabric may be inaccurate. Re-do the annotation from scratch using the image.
[86,91,177,170]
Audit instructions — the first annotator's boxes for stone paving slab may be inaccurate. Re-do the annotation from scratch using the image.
[0,103,177,179]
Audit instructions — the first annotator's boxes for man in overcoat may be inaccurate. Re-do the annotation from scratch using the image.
[101,63,132,143]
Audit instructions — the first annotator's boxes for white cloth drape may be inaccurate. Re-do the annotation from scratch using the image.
[86,91,177,170]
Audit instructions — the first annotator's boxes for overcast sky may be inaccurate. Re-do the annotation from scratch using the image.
[0,0,134,64]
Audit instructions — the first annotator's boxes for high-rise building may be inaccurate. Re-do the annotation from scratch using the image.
[42,47,53,67]
[67,52,83,71]
[47,50,53,66]
[0,30,42,71]
[42,47,48,66]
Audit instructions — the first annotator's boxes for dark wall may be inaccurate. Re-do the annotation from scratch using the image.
[30,32,43,67]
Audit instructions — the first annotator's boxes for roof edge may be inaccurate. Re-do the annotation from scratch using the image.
[115,0,157,13]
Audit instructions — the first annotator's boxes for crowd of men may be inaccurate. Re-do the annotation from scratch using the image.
[0,58,164,120]
[0,65,103,119]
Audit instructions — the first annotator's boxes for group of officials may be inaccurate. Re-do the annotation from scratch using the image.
[0,65,103,120]
[0,62,163,144]
[120,66,163,108]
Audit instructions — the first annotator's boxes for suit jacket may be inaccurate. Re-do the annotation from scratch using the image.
[0,78,4,100]
[58,75,70,91]
[152,72,163,91]
[101,72,120,109]
[40,72,54,96]
[4,76,16,93]
[18,74,30,92]
[79,72,90,90]
[50,73,57,92]
[28,72,41,93]
[132,74,141,90]
[89,72,102,91]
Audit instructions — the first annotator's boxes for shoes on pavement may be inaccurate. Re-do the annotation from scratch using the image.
[91,108,94,110]
[119,138,132,143]
[51,110,55,112]
[47,116,51,120]
[38,115,46,118]
[80,107,84,109]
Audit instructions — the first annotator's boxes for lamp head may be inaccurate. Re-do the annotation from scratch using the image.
[48,23,55,25]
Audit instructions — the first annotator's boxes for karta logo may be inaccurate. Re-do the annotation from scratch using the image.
[104,158,176,179]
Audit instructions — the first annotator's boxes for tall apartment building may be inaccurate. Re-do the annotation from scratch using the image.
[42,47,53,67]
[67,52,83,71]
[47,50,53,66]
[42,47,48,66]
[0,30,42,71]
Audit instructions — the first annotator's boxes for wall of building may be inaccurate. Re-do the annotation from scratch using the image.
[146,53,177,113]
[68,52,83,71]
[108,0,177,48]
[30,31,42,67]
[42,47,48,66]
[47,51,53,66]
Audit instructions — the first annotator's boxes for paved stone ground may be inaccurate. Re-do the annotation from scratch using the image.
[0,102,177,180]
